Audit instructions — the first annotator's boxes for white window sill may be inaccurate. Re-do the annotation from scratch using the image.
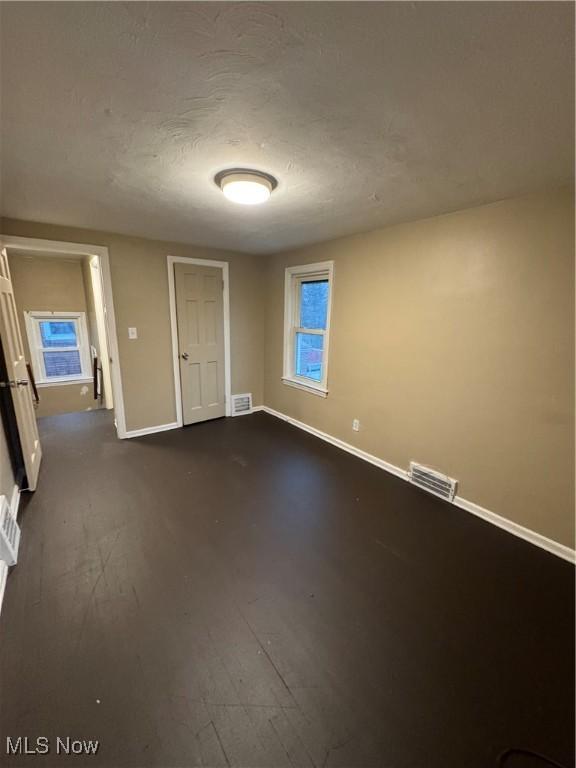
[281,377,328,398]
[37,378,93,388]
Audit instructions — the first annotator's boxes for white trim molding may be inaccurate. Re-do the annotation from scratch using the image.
[36,379,92,389]
[167,255,232,427]
[124,421,180,439]
[259,406,576,564]
[281,378,328,398]
[0,235,127,439]
[451,496,575,563]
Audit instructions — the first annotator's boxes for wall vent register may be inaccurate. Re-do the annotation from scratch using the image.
[0,497,21,566]
[409,462,458,502]
[231,393,253,416]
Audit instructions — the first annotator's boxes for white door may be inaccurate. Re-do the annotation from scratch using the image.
[0,248,42,490]
[175,263,226,425]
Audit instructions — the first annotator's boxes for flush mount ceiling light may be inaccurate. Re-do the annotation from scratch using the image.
[215,168,278,205]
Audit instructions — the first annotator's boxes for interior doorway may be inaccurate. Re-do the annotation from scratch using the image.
[168,256,231,427]
[0,235,126,438]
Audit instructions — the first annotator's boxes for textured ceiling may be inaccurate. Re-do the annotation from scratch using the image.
[0,2,573,254]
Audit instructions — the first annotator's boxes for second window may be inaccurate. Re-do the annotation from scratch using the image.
[283,261,333,395]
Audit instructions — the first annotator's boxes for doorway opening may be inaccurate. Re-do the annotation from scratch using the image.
[167,256,231,427]
[0,235,126,439]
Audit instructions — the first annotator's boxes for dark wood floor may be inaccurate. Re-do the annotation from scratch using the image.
[0,411,573,768]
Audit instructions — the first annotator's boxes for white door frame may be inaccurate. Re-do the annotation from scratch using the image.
[0,235,128,439]
[167,255,231,424]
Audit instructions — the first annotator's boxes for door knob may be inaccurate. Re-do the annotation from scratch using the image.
[0,379,29,388]
[181,352,189,360]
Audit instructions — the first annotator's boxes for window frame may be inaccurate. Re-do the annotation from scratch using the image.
[282,261,334,397]
[24,310,93,387]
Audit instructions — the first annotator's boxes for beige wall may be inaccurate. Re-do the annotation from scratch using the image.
[8,254,100,418]
[263,188,575,548]
[1,188,573,548]
[0,219,266,431]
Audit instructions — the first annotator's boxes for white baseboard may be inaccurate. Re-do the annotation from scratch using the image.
[124,421,180,439]
[262,406,407,480]
[259,406,575,564]
[452,495,575,563]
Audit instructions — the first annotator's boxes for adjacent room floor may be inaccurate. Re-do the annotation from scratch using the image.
[0,411,574,768]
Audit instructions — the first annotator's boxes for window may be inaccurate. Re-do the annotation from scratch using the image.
[24,311,92,386]
[283,261,333,396]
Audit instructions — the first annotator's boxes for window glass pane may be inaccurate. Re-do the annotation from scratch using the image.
[39,320,78,348]
[43,350,82,378]
[295,332,323,382]
[299,280,329,330]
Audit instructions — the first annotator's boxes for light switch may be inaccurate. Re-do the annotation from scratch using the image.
[128,327,138,340]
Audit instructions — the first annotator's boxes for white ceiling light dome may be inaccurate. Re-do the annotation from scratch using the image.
[215,169,278,205]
